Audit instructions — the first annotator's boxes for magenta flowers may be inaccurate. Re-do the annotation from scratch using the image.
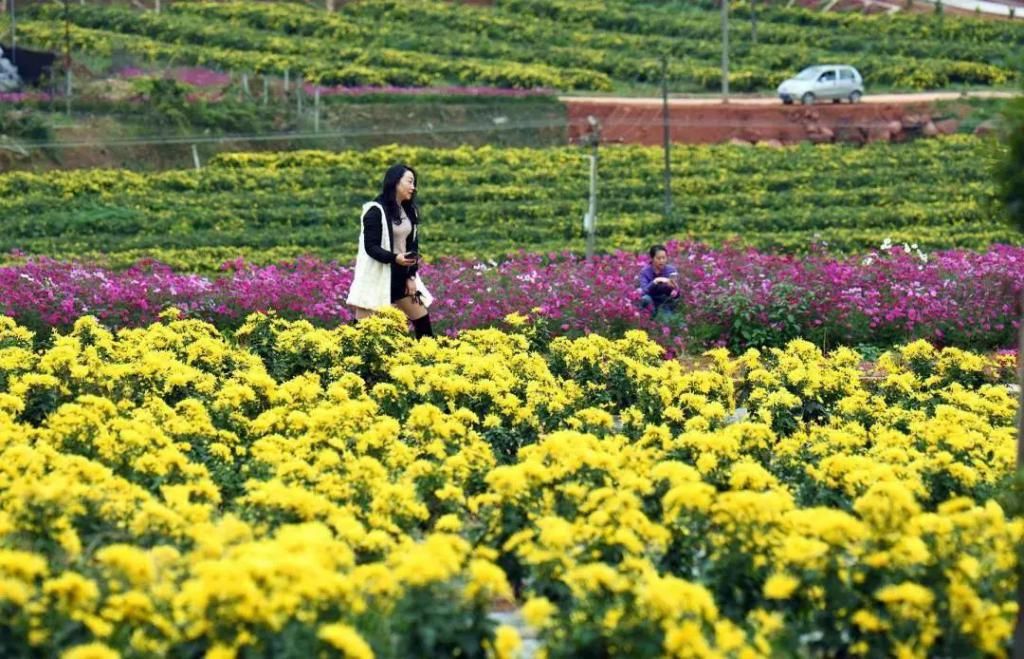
[117,66,233,88]
[2,242,1021,353]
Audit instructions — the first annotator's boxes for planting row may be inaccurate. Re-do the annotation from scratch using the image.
[2,242,1022,353]
[0,312,1018,657]
[7,0,1021,91]
[0,138,1016,270]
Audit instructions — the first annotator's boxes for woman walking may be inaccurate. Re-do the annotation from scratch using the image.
[346,164,434,339]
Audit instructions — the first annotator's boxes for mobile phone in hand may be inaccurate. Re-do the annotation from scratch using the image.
[404,251,419,261]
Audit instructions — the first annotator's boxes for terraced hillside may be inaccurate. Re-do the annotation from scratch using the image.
[5,0,1023,92]
[0,136,1015,271]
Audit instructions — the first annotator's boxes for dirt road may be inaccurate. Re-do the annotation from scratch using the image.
[559,90,1018,107]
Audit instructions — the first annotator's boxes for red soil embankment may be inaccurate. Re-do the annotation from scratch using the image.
[565,99,959,146]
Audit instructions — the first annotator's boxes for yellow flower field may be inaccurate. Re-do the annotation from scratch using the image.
[0,309,1019,658]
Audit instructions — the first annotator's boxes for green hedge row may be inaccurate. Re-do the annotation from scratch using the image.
[9,0,1023,91]
[0,137,1017,271]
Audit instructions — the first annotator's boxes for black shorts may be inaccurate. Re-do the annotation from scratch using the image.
[390,263,415,302]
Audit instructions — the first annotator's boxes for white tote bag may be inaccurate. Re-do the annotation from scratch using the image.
[347,201,433,310]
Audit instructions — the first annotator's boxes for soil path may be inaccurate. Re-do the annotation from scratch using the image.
[561,90,1017,106]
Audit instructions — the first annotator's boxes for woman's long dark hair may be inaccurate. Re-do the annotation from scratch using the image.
[376,163,418,225]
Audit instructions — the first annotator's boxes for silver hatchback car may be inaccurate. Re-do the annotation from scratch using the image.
[777,65,864,105]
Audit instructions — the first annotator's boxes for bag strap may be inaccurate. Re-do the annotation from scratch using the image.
[361,201,386,223]
[361,201,390,251]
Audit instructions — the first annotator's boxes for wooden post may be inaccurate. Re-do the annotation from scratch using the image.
[1018,292,1023,476]
[314,86,320,132]
[720,0,729,102]
[586,152,597,258]
[583,115,600,259]
[1016,293,1024,659]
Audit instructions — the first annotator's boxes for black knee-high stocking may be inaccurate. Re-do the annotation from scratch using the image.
[412,314,433,339]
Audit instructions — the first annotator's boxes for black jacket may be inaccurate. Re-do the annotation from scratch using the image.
[362,205,419,278]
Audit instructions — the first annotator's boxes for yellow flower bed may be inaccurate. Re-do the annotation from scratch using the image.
[0,310,1018,658]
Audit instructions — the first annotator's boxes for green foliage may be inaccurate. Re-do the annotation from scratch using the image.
[132,76,281,133]
[13,0,1024,93]
[362,583,496,659]
[725,282,814,353]
[997,468,1024,519]
[0,109,52,143]
[134,77,192,128]
[995,93,1024,233]
[0,137,1017,271]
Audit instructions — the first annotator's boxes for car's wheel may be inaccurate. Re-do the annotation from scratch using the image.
[801,92,815,105]
[832,98,841,104]
[849,90,862,103]
[782,98,793,105]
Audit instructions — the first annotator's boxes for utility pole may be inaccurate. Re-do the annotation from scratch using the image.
[751,0,757,45]
[8,0,15,65]
[721,0,729,102]
[63,0,71,116]
[661,55,672,223]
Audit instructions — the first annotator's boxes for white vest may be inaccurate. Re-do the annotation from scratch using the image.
[346,201,433,311]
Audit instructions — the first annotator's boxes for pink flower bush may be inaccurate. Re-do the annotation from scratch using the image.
[0,91,52,103]
[668,242,1023,351]
[117,66,233,88]
[2,242,1022,353]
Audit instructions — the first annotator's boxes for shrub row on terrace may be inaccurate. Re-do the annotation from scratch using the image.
[0,138,1016,271]
[6,0,1021,91]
